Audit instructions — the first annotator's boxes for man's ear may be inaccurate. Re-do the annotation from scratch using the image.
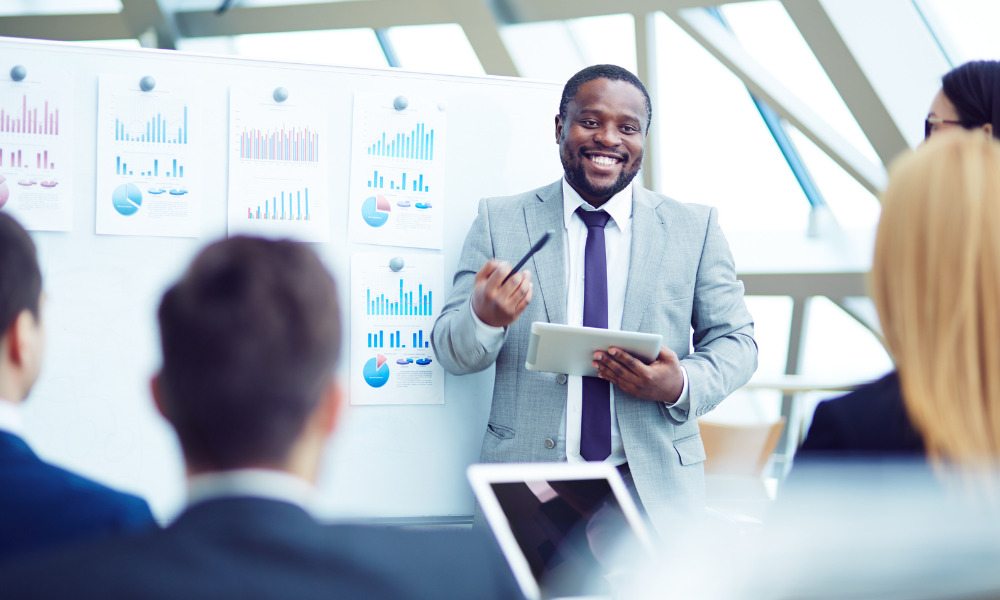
[555,114,564,143]
[6,310,35,367]
[4,313,24,367]
[985,123,994,139]
[315,379,343,438]
[150,373,171,423]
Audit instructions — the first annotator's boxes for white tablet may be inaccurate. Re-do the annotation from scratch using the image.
[468,462,654,600]
[525,322,662,377]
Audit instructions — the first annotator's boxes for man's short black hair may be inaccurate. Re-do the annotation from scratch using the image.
[559,64,652,132]
[156,237,341,470]
[0,213,42,336]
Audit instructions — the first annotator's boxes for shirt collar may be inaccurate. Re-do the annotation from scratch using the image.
[187,468,317,513]
[0,398,23,437]
[561,178,633,231]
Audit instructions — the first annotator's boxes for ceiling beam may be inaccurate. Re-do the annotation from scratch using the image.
[446,0,519,76]
[0,13,132,41]
[781,0,907,167]
[174,1,456,37]
[500,0,759,23]
[172,0,765,39]
[668,8,887,194]
[121,0,178,49]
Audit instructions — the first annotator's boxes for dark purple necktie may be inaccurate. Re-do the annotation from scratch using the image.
[576,207,612,462]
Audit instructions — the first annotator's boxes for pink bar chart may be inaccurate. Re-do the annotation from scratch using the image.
[0,94,59,136]
[0,148,56,169]
[239,126,318,162]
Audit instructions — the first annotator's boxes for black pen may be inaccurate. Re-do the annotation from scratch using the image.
[501,230,554,285]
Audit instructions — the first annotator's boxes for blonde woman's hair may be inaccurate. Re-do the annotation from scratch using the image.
[872,130,1000,476]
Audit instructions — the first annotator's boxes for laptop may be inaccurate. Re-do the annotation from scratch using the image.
[468,462,655,600]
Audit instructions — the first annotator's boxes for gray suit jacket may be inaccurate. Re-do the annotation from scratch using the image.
[432,180,757,530]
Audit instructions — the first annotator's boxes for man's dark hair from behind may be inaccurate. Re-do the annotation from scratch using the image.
[0,213,42,336]
[559,64,653,132]
[156,237,340,471]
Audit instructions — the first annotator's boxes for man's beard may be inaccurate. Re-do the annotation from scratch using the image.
[562,150,642,204]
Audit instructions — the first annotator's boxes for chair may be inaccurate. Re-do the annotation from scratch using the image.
[699,418,786,477]
[699,418,787,527]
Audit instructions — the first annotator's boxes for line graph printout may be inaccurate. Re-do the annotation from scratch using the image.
[350,253,444,405]
[95,75,202,237]
[227,87,330,242]
[348,92,446,250]
[0,80,73,231]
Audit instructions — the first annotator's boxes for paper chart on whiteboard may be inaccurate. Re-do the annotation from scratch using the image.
[227,87,330,242]
[0,79,74,231]
[350,253,444,405]
[95,75,202,238]
[348,92,446,250]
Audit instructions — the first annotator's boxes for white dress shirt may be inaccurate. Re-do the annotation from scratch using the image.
[471,178,689,465]
[187,469,317,513]
[0,397,24,437]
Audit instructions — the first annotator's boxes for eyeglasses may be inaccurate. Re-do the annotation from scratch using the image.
[925,116,963,139]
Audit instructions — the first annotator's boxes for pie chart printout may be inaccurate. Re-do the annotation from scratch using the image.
[361,194,390,227]
[363,354,390,388]
[112,183,142,216]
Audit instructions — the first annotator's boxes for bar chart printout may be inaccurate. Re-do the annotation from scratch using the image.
[95,75,202,238]
[114,106,187,144]
[227,87,330,242]
[0,81,73,231]
[348,92,446,250]
[239,125,318,162]
[0,94,60,136]
[350,253,444,405]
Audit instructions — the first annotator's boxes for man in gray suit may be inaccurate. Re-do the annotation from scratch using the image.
[432,64,757,531]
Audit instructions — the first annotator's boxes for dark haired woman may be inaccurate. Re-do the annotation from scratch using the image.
[925,59,1000,140]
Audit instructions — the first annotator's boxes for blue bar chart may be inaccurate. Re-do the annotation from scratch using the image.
[365,328,431,349]
[247,187,310,221]
[227,88,331,243]
[114,106,188,145]
[350,253,444,405]
[115,156,184,178]
[349,92,447,250]
[366,122,435,160]
[365,279,433,316]
[367,168,430,193]
[96,75,201,238]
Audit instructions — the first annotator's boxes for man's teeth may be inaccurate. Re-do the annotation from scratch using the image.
[589,155,620,167]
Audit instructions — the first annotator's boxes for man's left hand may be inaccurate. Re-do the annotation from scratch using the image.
[592,346,683,404]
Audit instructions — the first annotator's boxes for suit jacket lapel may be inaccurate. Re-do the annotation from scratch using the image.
[621,187,668,332]
[524,181,567,325]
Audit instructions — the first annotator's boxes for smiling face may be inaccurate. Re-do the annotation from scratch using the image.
[556,78,647,208]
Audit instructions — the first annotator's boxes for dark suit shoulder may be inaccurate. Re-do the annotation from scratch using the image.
[0,499,522,600]
[0,433,155,563]
[324,524,523,600]
[797,372,925,458]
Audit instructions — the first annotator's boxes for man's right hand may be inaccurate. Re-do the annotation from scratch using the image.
[471,259,534,328]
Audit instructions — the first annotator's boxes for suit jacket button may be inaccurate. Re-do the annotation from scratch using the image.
[556,374,567,385]
[544,438,555,449]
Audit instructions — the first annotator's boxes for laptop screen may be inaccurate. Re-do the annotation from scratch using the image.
[470,463,653,600]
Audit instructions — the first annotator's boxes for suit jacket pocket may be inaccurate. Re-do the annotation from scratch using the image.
[649,282,693,303]
[672,433,706,466]
[486,422,516,440]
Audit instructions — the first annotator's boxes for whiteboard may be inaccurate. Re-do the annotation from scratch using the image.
[0,37,563,522]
